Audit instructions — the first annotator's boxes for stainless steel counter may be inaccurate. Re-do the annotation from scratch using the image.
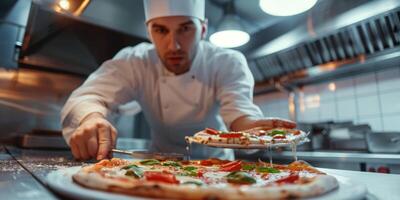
[269,151,400,164]
[1,144,399,200]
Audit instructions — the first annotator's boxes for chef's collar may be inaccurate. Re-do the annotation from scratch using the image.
[162,67,176,77]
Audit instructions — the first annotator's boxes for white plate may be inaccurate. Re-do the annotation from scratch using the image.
[46,166,367,200]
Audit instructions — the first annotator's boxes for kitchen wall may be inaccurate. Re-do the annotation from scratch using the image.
[254,66,400,132]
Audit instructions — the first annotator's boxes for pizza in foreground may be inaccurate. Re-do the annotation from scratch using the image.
[73,158,338,200]
[185,127,309,148]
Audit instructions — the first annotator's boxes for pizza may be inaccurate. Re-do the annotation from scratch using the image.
[185,127,309,149]
[73,158,338,199]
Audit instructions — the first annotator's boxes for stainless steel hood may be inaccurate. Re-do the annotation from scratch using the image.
[18,1,147,76]
[247,0,400,94]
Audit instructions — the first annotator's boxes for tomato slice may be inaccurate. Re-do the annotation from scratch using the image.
[199,160,214,166]
[197,170,204,177]
[275,174,299,184]
[205,128,219,135]
[272,135,286,139]
[221,160,242,172]
[144,171,179,184]
[219,133,243,138]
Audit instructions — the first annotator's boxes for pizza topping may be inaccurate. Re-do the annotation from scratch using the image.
[256,166,280,173]
[181,166,203,177]
[219,133,243,138]
[205,128,219,135]
[226,171,256,184]
[182,181,203,186]
[274,174,299,184]
[162,161,182,168]
[242,164,256,171]
[144,171,179,184]
[268,130,287,136]
[220,160,242,172]
[272,134,286,139]
[125,168,144,178]
[199,160,213,166]
[140,159,160,165]
[121,164,144,178]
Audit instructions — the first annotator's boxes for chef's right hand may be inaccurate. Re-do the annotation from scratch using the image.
[69,112,117,160]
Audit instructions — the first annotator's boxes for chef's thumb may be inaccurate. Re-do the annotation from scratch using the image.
[97,126,112,160]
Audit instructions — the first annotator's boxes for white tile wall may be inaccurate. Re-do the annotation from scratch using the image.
[379,91,400,115]
[355,73,378,96]
[377,67,400,93]
[357,116,383,131]
[337,98,357,120]
[382,115,400,132]
[254,67,400,132]
[357,95,381,117]
[296,68,400,131]
[254,92,289,119]
[319,100,337,121]
[335,78,355,99]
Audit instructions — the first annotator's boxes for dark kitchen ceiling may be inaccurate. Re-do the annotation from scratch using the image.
[34,0,380,55]
[50,0,304,54]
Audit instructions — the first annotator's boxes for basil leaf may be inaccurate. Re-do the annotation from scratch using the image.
[124,165,144,178]
[242,165,256,171]
[162,161,181,168]
[183,166,197,171]
[226,171,256,184]
[269,130,287,136]
[140,159,160,165]
[125,169,143,178]
[182,181,203,186]
[256,167,280,173]
[122,164,139,170]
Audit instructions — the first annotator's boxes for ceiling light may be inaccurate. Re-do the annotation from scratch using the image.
[259,0,318,16]
[58,0,71,10]
[209,1,250,48]
[54,0,90,16]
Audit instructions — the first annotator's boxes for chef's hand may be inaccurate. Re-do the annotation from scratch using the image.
[69,112,117,160]
[230,116,296,131]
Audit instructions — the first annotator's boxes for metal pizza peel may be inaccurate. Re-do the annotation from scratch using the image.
[111,149,187,160]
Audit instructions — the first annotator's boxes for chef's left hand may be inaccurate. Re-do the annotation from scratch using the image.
[230,116,296,131]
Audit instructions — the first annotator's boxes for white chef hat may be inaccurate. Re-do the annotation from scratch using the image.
[144,0,205,23]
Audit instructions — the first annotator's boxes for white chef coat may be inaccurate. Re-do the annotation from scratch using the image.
[61,41,263,159]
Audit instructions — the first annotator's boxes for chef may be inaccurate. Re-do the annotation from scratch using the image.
[61,0,295,161]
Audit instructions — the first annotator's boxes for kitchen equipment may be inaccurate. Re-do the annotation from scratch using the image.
[366,132,400,153]
[111,149,186,160]
[18,129,69,149]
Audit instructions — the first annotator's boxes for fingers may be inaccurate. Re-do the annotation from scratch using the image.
[87,135,99,158]
[76,134,90,160]
[70,140,80,159]
[97,124,112,160]
[273,118,296,128]
[255,118,297,129]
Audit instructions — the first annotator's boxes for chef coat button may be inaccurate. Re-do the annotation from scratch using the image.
[191,75,195,79]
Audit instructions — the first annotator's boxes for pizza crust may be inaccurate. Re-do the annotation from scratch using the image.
[186,128,309,149]
[72,161,338,200]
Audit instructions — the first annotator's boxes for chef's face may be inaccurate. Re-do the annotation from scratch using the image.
[147,16,207,75]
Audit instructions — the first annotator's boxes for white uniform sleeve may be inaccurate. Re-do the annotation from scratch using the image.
[61,47,141,145]
[216,51,263,130]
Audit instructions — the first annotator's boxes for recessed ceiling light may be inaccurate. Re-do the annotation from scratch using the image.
[259,0,318,16]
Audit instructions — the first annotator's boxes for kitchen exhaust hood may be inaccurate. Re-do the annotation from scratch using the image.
[247,0,400,94]
[18,2,147,76]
